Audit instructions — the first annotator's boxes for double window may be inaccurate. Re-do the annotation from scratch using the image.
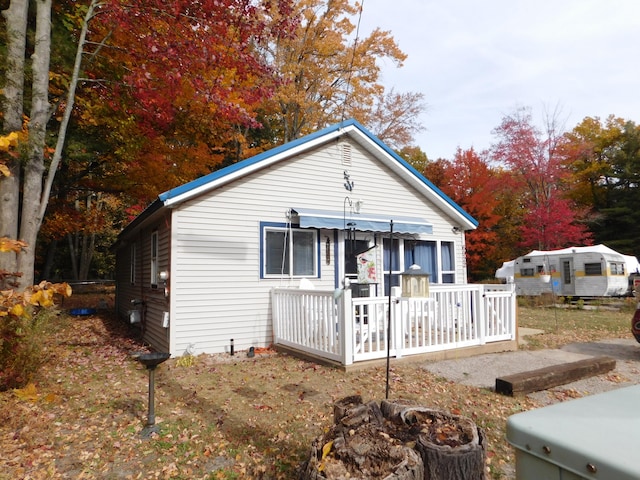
[262,224,318,277]
[383,238,455,295]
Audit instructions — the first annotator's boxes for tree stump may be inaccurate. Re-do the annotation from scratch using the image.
[300,397,486,480]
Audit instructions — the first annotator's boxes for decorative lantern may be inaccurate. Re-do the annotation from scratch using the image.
[401,264,430,297]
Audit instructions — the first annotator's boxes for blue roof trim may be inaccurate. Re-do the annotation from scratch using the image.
[115,198,163,242]
[158,120,358,203]
[347,121,479,228]
[153,118,476,226]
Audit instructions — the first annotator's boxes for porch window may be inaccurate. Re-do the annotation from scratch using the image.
[585,263,603,276]
[263,226,317,277]
[383,238,401,295]
[130,244,136,285]
[150,230,158,286]
[404,240,437,282]
[441,241,455,283]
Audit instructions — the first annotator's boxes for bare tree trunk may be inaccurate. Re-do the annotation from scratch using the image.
[16,0,52,289]
[0,0,28,283]
[78,193,99,280]
[1,0,99,290]
[40,238,58,281]
[67,233,80,281]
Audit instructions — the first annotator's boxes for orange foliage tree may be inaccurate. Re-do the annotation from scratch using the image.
[253,0,424,149]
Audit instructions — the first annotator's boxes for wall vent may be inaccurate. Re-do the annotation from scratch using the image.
[341,143,352,166]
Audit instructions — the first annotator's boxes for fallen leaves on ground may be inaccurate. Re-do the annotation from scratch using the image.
[0,300,633,479]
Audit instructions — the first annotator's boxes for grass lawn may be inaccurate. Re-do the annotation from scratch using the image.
[0,294,636,479]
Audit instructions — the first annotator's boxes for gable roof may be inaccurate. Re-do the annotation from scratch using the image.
[119,119,477,239]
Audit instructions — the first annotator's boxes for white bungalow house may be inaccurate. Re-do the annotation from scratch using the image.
[114,119,516,365]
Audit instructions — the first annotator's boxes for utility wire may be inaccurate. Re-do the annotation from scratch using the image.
[340,0,365,123]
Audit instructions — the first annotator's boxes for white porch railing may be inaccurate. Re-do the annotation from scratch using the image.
[271,283,516,366]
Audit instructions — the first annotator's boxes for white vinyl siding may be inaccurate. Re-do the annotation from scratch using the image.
[115,214,171,353]
[163,138,468,355]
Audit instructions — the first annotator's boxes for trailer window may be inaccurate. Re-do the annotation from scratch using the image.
[609,262,625,275]
[520,268,534,277]
[584,263,602,276]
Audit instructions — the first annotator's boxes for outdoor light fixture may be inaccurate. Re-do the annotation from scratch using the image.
[452,226,461,234]
[159,270,169,281]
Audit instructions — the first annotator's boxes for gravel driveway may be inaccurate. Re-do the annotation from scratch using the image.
[422,336,640,406]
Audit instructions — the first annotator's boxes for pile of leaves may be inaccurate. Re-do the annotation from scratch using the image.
[0,300,632,479]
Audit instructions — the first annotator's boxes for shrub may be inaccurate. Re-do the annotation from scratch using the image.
[0,308,54,390]
[0,281,71,391]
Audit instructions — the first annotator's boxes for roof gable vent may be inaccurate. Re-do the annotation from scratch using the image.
[341,143,352,166]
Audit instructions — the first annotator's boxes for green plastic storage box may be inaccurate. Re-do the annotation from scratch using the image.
[506,384,640,479]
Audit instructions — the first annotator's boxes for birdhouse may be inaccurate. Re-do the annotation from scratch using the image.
[401,264,430,297]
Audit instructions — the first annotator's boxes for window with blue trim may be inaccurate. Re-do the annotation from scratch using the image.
[263,225,317,277]
[404,240,437,282]
[441,241,455,283]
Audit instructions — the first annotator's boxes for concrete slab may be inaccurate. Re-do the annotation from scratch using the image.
[422,337,640,404]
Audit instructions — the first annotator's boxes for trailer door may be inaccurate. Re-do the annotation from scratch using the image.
[560,257,575,295]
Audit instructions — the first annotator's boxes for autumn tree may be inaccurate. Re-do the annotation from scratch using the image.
[491,106,592,251]
[0,0,87,289]
[564,116,640,255]
[397,145,429,173]
[1,0,296,288]
[421,157,450,189]
[423,149,503,280]
[80,0,297,204]
[254,0,425,149]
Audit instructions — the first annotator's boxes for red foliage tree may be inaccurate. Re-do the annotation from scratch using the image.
[491,107,592,251]
[83,0,296,202]
[436,148,503,280]
[94,0,296,136]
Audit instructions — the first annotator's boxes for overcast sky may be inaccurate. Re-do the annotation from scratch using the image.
[358,0,640,160]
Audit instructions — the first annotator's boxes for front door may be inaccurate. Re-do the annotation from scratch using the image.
[345,235,376,296]
[560,257,575,296]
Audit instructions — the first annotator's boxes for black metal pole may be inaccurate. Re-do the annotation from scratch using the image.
[386,220,394,400]
[147,366,157,427]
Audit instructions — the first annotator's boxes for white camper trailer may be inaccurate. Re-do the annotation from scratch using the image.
[498,245,640,297]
